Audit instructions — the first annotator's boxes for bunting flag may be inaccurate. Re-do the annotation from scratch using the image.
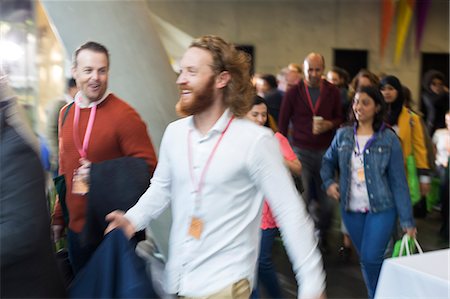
[394,0,415,65]
[380,0,396,59]
[415,0,431,55]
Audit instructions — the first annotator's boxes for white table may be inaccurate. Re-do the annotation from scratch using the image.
[375,248,450,299]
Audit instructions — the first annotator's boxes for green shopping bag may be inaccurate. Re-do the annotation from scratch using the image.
[392,234,423,258]
[426,177,441,211]
[406,155,421,205]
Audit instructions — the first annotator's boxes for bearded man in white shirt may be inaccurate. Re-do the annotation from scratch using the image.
[106,35,326,299]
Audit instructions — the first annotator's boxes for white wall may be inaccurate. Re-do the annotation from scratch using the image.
[147,0,449,103]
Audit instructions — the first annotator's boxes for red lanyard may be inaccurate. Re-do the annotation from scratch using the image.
[73,96,97,158]
[303,80,323,116]
[188,115,234,197]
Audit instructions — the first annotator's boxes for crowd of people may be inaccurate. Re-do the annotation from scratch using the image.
[254,53,449,298]
[1,34,448,299]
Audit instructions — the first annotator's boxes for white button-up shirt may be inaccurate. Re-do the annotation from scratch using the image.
[125,109,325,298]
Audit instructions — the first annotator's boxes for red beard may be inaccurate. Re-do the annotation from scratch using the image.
[176,76,216,117]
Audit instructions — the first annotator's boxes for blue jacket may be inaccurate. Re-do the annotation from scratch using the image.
[70,229,159,298]
[320,125,415,229]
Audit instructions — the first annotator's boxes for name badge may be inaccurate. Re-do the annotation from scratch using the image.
[357,167,365,182]
[188,217,204,240]
[72,171,89,195]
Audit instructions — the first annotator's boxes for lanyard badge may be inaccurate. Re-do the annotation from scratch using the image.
[187,115,234,239]
[353,123,385,184]
[72,96,97,195]
[72,171,89,195]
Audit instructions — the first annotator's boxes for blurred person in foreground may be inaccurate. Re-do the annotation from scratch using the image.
[106,35,325,299]
[321,86,416,299]
[0,72,66,298]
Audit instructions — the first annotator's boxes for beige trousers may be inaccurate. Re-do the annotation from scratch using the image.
[179,279,251,299]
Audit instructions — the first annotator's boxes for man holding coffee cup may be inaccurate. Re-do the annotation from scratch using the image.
[278,52,343,251]
[312,115,324,135]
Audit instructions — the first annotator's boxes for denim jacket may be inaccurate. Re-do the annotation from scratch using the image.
[320,125,415,229]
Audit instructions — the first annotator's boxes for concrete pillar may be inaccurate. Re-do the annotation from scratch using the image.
[40,0,179,153]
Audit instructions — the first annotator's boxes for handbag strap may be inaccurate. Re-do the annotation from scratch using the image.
[399,234,410,256]
[413,237,423,254]
[61,102,74,127]
[399,234,423,256]
[55,102,74,144]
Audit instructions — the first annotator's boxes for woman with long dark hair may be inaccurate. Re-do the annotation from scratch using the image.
[321,86,416,298]
[380,75,431,215]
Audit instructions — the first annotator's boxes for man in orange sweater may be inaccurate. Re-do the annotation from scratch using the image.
[51,41,157,274]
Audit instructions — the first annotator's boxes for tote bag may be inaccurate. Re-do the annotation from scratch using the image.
[406,155,421,205]
[392,234,423,258]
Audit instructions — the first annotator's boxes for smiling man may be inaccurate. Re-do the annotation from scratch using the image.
[51,41,157,275]
[106,36,325,299]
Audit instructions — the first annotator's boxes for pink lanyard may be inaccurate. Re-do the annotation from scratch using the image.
[73,97,97,158]
[188,115,234,198]
[303,80,323,116]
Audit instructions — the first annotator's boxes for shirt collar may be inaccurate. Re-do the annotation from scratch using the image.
[210,108,233,133]
[75,90,110,108]
[64,94,74,103]
[188,108,233,136]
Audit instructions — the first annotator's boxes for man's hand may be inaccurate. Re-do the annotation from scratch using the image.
[326,183,340,201]
[105,210,136,239]
[313,119,333,135]
[52,225,64,242]
[78,158,91,182]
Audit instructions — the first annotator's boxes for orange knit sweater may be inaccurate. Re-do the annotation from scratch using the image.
[52,94,157,232]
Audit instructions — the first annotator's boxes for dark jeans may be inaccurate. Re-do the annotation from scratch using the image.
[293,147,334,242]
[251,228,282,299]
[67,229,97,275]
[342,208,397,299]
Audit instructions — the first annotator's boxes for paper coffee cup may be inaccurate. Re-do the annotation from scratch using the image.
[312,116,323,134]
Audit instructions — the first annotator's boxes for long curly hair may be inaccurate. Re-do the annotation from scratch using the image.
[190,35,255,117]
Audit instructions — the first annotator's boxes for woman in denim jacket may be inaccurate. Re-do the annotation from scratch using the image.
[321,86,416,299]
